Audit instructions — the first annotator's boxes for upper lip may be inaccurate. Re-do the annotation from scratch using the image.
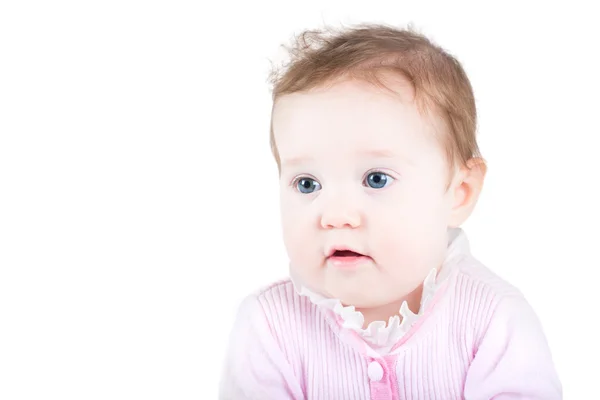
[326,246,367,258]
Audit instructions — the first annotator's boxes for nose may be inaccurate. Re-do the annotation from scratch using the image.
[320,201,362,229]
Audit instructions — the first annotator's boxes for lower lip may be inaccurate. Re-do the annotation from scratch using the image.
[327,255,372,268]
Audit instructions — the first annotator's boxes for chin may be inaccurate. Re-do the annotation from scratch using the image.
[326,281,395,308]
[339,295,390,309]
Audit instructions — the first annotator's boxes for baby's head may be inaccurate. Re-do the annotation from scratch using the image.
[269,24,486,312]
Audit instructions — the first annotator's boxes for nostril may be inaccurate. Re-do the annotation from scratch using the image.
[320,209,361,230]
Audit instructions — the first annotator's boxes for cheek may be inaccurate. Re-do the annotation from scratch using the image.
[376,228,425,269]
[280,197,323,287]
[280,194,316,260]
[371,190,449,266]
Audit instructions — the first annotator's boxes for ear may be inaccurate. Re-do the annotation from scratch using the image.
[448,157,487,227]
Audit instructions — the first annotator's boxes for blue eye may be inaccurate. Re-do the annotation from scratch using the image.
[295,178,322,194]
[365,172,394,189]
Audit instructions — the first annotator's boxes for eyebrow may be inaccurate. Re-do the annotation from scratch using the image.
[280,148,411,168]
[280,156,313,168]
[360,149,398,159]
[360,149,414,165]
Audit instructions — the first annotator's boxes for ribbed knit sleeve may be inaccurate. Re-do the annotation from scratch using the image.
[218,293,305,400]
[463,293,562,399]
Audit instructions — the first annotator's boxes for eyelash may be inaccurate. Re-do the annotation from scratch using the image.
[290,175,313,186]
[290,170,395,189]
[362,170,391,186]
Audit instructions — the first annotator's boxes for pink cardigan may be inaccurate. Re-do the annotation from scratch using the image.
[219,231,562,399]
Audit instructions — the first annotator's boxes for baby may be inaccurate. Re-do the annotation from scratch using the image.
[219,24,562,399]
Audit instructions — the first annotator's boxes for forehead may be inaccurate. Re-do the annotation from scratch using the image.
[272,78,446,168]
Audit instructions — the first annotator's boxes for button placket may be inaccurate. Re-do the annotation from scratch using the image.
[367,357,394,399]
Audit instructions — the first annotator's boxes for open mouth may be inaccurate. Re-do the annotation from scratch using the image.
[331,250,364,257]
[327,249,370,268]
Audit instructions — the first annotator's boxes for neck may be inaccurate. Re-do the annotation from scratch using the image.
[356,283,424,328]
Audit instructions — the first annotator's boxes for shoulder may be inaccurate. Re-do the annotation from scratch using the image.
[232,279,296,321]
[454,254,526,305]
[441,229,530,323]
[231,279,333,368]
[237,278,325,336]
[251,278,307,314]
[448,255,535,338]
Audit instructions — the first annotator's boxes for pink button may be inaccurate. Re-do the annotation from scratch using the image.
[368,361,384,381]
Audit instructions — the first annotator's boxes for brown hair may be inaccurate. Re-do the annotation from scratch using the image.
[268,23,482,181]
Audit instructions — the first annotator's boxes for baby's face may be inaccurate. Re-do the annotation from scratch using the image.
[272,77,457,308]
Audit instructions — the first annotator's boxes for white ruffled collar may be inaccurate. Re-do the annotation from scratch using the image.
[291,227,468,354]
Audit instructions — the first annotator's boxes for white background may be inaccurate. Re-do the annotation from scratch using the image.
[1,1,598,399]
